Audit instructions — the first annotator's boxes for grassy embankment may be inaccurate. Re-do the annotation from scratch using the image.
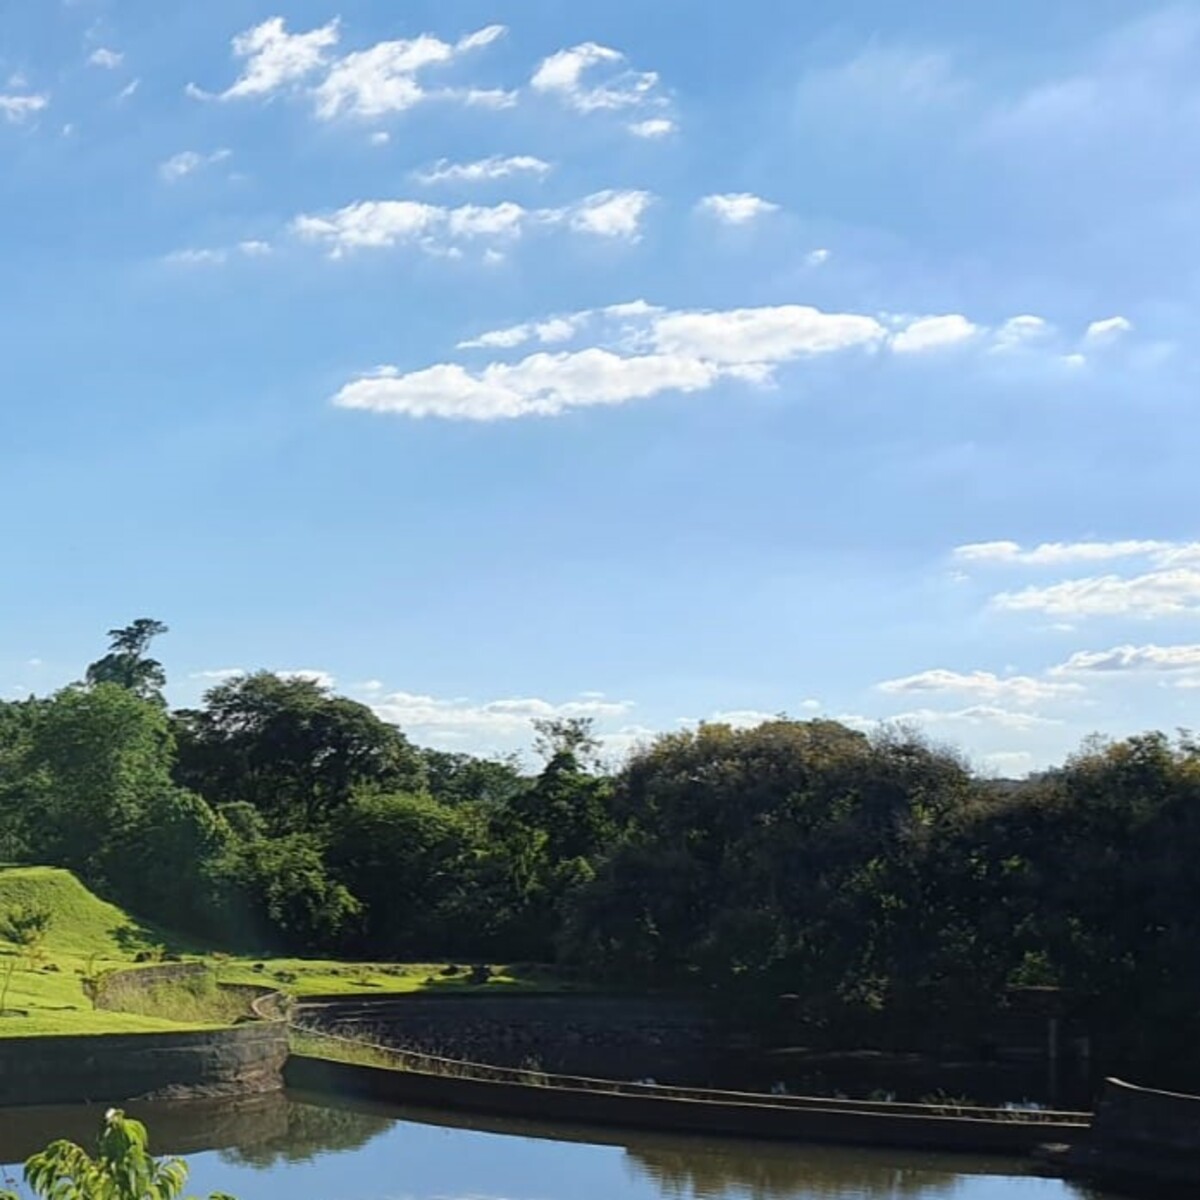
[0,866,565,1037]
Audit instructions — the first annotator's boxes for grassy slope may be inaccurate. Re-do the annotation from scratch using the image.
[0,867,569,1037]
[0,867,217,1036]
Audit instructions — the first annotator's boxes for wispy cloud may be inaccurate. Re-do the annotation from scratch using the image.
[368,688,633,746]
[163,241,270,267]
[954,539,1198,568]
[195,16,340,100]
[878,667,1081,704]
[994,569,1200,619]
[159,148,231,182]
[532,42,660,112]
[0,92,48,123]
[891,314,978,353]
[628,117,675,138]
[291,189,654,257]
[314,24,506,118]
[414,155,552,185]
[1052,643,1200,674]
[88,47,124,70]
[330,300,1038,422]
[698,193,779,225]
[194,16,508,120]
[1084,315,1133,343]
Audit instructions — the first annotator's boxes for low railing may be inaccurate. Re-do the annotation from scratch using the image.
[288,1021,1088,1124]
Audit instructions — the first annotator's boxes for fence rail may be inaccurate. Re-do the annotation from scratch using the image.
[288,1020,1089,1123]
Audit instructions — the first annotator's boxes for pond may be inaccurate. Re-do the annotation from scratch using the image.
[0,1091,1120,1200]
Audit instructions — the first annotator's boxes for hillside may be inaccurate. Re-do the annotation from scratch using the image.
[0,867,555,1036]
[0,866,211,1036]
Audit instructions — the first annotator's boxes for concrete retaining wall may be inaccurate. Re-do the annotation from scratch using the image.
[0,1021,288,1107]
[296,993,715,1080]
[1053,1077,1200,1189]
[286,1054,1088,1155]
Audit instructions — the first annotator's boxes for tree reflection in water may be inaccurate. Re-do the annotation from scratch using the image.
[218,1100,393,1169]
[627,1141,981,1200]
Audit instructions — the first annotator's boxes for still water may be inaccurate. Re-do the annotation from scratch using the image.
[0,1091,1118,1200]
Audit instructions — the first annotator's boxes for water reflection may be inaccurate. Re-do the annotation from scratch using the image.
[2,1091,1115,1200]
[217,1099,393,1168]
[629,1141,962,1199]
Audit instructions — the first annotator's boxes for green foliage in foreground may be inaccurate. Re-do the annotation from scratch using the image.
[0,1108,233,1200]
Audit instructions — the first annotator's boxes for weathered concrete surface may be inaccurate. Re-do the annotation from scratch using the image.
[0,1022,288,1107]
[295,993,715,1080]
[286,1055,1089,1155]
[1055,1077,1200,1191]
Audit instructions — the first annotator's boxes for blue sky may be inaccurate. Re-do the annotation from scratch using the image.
[3,1,1199,774]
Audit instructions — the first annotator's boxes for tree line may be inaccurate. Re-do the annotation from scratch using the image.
[2,620,1198,1074]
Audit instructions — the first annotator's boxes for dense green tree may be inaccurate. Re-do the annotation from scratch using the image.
[562,719,975,1011]
[173,672,425,831]
[326,791,477,955]
[419,748,526,808]
[21,684,175,882]
[217,831,361,951]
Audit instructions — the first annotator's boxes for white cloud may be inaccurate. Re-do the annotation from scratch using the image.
[893,705,1063,731]
[89,48,123,69]
[313,25,506,119]
[0,93,48,123]
[457,300,659,351]
[279,669,337,689]
[369,130,390,145]
[1084,315,1133,343]
[164,248,229,267]
[117,79,140,102]
[163,240,271,267]
[839,706,1062,733]
[335,300,1018,421]
[159,148,231,182]
[994,569,1200,619]
[629,117,675,138]
[993,314,1050,351]
[567,189,652,239]
[190,668,245,682]
[414,155,552,185]
[954,538,1191,567]
[878,667,1081,704]
[532,42,662,113]
[203,16,340,101]
[652,305,886,363]
[698,193,780,225]
[292,190,653,256]
[807,248,831,266]
[334,351,724,421]
[1052,643,1200,674]
[457,87,519,109]
[891,314,979,353]
[369,689,633,744]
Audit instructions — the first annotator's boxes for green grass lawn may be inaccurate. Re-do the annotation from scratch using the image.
[0,866,224,1036]
[0,866,571,1037]
[214,958,570,997]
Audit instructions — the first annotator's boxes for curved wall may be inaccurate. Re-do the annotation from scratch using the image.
[0,1021,287,1107]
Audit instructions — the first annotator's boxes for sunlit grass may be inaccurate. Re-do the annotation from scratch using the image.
[0,867,571,1036]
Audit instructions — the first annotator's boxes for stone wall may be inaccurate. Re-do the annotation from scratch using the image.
[296,993,715,1081]
[0,1022,288,1107]
[97,961,209,1011]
